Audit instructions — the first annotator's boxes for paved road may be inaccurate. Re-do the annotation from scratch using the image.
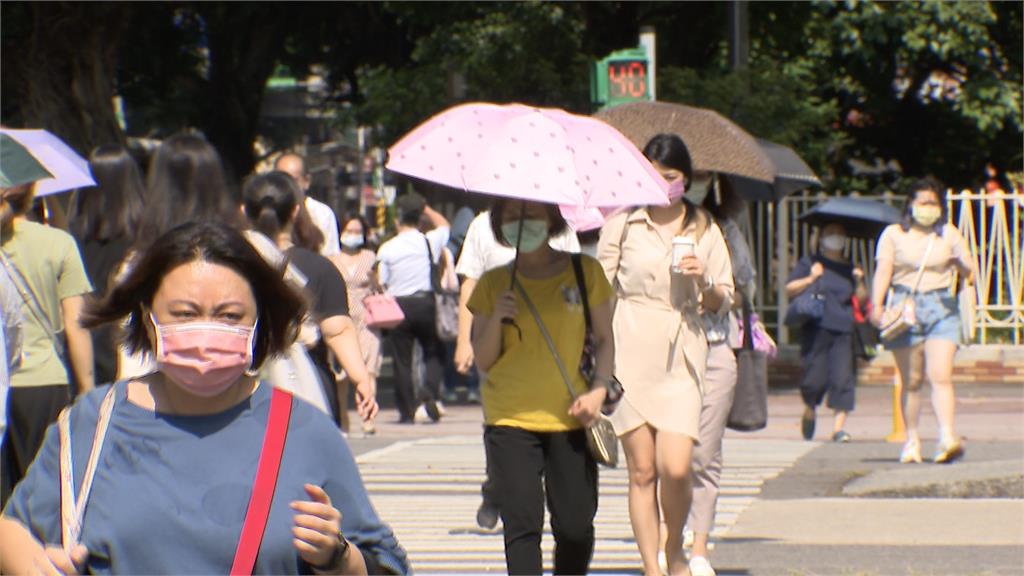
[345,385,1024,575]
[355,434,814,574]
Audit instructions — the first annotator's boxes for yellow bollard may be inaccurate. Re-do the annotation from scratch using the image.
[885,370,907,443]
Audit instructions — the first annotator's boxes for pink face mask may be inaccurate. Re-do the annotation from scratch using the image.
[667,178,686,202]
[151,314,257,397]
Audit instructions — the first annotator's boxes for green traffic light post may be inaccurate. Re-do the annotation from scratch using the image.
[591,47,653,110]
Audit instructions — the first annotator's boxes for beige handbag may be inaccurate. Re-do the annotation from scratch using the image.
[880,233,936,342]
[514,279,618,468]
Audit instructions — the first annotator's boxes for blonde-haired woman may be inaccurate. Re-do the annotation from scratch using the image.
[598,134,734,576]
[871,177,976,464]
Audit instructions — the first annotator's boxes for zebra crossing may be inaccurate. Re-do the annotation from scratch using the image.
[358,435,815,574]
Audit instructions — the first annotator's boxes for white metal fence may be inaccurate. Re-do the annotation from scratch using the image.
[749,188,1023,346]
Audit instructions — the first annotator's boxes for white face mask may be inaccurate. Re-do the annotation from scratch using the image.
[340,234,364,249]
[821,234,847,252]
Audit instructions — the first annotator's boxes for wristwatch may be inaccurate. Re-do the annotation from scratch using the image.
[311,531,351,574]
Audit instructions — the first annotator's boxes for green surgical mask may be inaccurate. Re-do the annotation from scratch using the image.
[912,205,942,227]
[685,178,712,205]
[501,219,549,253]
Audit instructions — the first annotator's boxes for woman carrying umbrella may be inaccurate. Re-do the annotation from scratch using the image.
[597,133,734,576]
[870,178,976,464]
[786,221,867,442]
[468,198,614,574]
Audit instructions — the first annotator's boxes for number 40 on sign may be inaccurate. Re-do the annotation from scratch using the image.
[591,47,652,109]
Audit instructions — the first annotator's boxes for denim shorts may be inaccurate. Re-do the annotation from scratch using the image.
[883,286,961,350]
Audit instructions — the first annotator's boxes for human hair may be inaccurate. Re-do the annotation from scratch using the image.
[242,171,324,252]
[642,133,709,238]
[2,182,35,216]
[135,132,243,250]
[901,176,948,234]
[81,220,307,369]
[395,191,426,226]
[68,145,145,243]
[702,174,746,222]
[339,213,372,248]
[489,197,568,247]
[642,133,694,184]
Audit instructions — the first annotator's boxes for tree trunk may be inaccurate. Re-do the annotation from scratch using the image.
[22,3,127,155]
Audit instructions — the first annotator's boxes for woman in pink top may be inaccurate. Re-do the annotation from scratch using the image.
[871,178,976,464]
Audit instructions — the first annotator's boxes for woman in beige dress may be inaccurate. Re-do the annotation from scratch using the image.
[598,134,734,576]
[329,214,382,434]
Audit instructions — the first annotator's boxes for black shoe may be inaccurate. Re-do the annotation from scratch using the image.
[832,430,852,443]
[476,501,499,530]
[801,410,816,440]
[424,400,442,422]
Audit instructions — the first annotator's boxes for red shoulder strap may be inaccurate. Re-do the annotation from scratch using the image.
[230,387,293,575]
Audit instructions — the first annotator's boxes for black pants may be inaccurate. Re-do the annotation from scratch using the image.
[1,384,71,507]
[800,327,856,412]
[485,426,598,575]
[389,293,444,422]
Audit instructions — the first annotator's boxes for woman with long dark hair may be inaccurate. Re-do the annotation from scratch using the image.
[134,132,244,251]
[68,145,145,384]
[598,133,734,576]
[242,172,377,426]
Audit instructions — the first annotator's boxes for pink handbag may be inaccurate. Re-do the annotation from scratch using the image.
[362,294,405,329]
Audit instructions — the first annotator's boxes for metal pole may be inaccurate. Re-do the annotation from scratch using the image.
[776,199,789,344]
[639,26,656,101]
[728,1,750,70]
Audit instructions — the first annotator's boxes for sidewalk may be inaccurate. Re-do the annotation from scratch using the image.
[714,384,1024,575]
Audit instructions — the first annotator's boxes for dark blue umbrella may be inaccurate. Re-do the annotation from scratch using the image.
[726,139,822,202]
[798,197,902,239]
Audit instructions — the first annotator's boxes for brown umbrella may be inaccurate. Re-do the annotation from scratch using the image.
[595,101,775,183]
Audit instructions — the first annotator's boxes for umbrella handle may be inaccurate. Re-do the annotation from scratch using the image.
[502,205,527,325]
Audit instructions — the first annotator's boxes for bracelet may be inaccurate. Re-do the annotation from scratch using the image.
[311,531,351,574]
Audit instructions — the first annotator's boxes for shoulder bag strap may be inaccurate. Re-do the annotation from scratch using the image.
[570,254,592,335]
[513,279,579,402]
[0,250,67,363]
[741,291,754,351]
[612,212,632,290]
[59,385,118,554]
[910,233,938,295]
[422,235,441,292]
[230,387,294,576]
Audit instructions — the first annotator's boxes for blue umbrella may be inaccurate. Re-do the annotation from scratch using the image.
[798,197,902,239]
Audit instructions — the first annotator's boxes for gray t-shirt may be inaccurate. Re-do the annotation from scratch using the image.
[3,382,409,575]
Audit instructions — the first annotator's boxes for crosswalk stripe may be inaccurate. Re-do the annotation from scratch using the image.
[359,436,814,574]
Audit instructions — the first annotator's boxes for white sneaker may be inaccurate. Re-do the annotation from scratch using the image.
[414,405,429,423]
[689,555,717,576]
[436,400,448,416]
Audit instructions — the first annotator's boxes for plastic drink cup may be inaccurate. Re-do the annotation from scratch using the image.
[671,236,696,273]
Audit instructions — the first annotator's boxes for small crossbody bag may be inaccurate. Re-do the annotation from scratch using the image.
[879,233,936,342]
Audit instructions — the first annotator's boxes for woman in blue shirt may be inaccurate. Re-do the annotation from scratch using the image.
[0,221,408,575]
[786,222,868,443]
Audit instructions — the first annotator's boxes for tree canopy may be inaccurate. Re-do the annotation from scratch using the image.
[1,1,1019,190]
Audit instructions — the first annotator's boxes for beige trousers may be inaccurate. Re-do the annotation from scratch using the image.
[687,343,737,534]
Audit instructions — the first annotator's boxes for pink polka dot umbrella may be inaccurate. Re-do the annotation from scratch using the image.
[386,102,671,210]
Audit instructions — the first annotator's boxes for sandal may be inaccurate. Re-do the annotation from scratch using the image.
[899,438,923,464]
[933,439,965,464]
